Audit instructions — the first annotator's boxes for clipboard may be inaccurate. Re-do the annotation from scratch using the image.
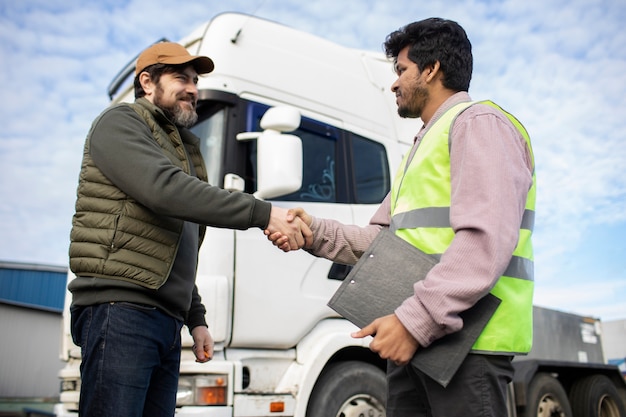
[327,229,501,387]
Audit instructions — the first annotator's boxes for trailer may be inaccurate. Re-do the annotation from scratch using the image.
[512,307,626,416]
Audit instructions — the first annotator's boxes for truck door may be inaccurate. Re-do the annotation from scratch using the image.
[231,103,390,348]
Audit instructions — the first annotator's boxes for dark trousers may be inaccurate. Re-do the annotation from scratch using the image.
[71,302,183,417]
[386,353,514,417]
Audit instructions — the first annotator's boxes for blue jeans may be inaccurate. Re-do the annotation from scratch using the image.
[71,302,184,417]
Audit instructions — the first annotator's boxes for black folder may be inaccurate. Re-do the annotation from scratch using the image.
[327,229,501,387]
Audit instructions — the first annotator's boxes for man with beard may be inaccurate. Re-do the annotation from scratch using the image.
[268,18,536,417]
[68,42,310,417]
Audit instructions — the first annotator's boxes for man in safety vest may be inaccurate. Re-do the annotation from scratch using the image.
[268,17,535,417]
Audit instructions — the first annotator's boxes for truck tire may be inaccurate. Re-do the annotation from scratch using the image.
[306,361,386,417]
[568,374,626,417]
[523,372,573,417]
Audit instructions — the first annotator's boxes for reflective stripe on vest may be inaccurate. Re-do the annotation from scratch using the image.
[390,100,536,354]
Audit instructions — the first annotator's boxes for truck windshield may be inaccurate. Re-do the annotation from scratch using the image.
[190,105,226,186]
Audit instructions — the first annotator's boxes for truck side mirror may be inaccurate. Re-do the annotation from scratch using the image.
[236,106,303,200]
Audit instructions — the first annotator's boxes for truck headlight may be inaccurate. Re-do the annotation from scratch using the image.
[60,379,78,392]
[177,375,228,406]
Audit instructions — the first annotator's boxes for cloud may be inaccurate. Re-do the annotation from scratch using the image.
[534,277,626,320]
[0,0,625,320]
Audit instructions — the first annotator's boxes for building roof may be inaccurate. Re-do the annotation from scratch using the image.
[0,261,67,313]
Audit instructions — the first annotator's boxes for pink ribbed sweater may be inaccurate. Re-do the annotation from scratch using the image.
[307,92,534,348]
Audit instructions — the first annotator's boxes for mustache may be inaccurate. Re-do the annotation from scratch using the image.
[179,93,197,108]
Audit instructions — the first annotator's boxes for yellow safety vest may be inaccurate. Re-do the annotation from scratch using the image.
[390,101,536,354]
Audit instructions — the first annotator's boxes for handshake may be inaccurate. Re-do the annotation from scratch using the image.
[265,206,312,252]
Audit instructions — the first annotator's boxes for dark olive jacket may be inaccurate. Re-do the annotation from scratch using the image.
[69,98,271,327]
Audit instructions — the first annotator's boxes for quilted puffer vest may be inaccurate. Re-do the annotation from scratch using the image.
[69,98,207,289]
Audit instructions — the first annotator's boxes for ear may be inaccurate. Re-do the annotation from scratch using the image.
[139,72,155,97]
[425,61,441,83]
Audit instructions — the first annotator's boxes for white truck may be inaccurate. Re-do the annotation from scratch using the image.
[55,12,626,417]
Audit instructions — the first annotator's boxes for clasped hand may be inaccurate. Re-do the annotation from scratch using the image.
[265,207,312,251]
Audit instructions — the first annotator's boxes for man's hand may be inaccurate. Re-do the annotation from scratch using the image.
[352,314,419,365]
[265,207,313,252]
[191,326,214,363]
[285,207,312,226]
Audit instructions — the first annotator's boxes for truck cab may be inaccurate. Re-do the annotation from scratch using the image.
[57,12,415,417]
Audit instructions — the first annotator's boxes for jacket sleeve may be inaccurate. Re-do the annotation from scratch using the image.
[186,284,208,331]
[89,105,271,230]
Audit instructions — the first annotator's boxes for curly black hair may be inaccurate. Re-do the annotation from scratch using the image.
[384,18,473,92]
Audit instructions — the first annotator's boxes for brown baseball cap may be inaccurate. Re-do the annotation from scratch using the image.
[135,42,215,76]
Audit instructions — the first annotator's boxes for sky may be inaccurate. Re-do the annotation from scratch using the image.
[0,0,625,321]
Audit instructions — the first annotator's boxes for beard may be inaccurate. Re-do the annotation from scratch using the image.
[154,86,198,128]
[397,83,428,119]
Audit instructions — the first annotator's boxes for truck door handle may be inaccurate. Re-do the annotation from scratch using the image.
[327,262,353,281]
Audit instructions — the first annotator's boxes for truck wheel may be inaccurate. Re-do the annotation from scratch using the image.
[568,374,626,417]
[523,373,573,417]
[306,361,386,417]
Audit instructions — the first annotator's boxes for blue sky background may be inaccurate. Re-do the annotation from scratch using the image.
[1,0,625,321]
